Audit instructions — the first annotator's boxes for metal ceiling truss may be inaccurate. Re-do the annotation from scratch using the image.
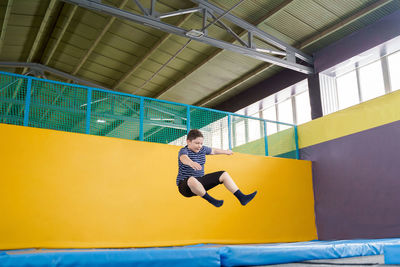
[115,12,194,92]
[60,0,314,74]
[0,0,14,55]
[69,0,130,83]
[42,4,78,65]
[0,62,109,89]
[196,0,394,107]
[153,0,294,100]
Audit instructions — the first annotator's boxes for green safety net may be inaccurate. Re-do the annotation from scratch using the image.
[0,73,27,126]
[0,72,298,159]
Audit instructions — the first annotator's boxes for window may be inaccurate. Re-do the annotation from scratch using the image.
[234,120,245,146]
[236,108,245,115]
[388,51,400,91]
[169,135,186,146]
[200,128,212,147]
[277,98,293,131]
[262,106,277,135]
[295,91,311,125]
[246,102,259,116]
[358,60,385,101]
[211,127,221,149]
[222,127,229,150]
[248,112,260,142]
[321,38,400,114]
[336,71,359,110]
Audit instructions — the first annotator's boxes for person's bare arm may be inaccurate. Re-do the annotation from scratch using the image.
[179,154,202,170]
[210,148,233,155]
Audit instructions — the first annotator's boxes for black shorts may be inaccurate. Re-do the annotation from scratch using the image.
[178,171,225,197]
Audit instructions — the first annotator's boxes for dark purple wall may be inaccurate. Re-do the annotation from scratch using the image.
[314,9,400,73]
[307,74,323,119]
[301,10,400,240]
[301,120,400,240]
[214,10,400,240]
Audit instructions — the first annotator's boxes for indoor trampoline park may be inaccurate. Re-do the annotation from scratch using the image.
[1,0,400,266]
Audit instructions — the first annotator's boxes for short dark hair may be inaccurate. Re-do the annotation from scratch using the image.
[187,129,203,141]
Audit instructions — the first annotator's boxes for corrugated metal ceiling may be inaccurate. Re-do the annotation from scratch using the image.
[1,0,399,108]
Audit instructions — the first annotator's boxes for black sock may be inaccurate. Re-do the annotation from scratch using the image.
[202,192,224,207]
[234,189,257,206]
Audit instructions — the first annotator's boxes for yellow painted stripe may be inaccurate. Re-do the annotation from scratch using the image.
[299,90,400,148]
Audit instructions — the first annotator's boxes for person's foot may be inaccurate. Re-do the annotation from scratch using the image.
[202,192,224,207]
[234,190,257,206]
[212,199,224,207]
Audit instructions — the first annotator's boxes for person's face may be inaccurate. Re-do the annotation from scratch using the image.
[187,137,204,153]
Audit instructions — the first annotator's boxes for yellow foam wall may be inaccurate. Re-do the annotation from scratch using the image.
[0,123,316,249]
[299,89,400,148]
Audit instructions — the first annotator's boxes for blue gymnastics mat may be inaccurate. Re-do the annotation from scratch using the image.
[2,238,400,267]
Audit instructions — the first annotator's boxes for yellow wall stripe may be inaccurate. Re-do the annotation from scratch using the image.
[299,90,400,148]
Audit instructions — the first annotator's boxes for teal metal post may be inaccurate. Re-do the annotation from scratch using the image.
[263,120,269,156]
[139,97,144,141]
[23,77,32,126]
[228,114,232,150]
[186,106,190,134]
[85,88,92,134]
[294,125,300,159]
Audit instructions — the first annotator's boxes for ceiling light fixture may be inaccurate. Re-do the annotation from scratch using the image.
[185,29,204,38]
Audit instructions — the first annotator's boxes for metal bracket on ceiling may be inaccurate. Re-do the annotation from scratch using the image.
[24,69,47,79]
[60,0,314,74]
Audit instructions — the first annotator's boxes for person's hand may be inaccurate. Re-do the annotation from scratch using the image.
[226,150,233,155]
[190,161,202,170]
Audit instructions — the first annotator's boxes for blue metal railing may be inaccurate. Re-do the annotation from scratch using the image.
[0,70,299,159]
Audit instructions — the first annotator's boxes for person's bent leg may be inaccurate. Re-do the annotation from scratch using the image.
[219,172,257,206]
[187,177,206,196]
[219,171,239,193]
[187,177,223,207]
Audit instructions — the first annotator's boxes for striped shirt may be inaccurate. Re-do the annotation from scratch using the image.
[176,145,212,185]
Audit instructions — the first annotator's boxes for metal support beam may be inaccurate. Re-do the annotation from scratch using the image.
[197,0,391,108]
[0,62,109,89]
[248,32,253,48]
[60,0,313,74]
[208,11,247,47]
[25,0,58,65]
[191,0,313,63]
[195,62,270,107]
[150,0,156,16]
[135,0,245,94]
[154,0,294,99]
[43,4,78,65]
[133,0,149,16]
[113,12,193,91]
[157,7,202,19]
[0,0,14,55]
[202,7,208,35]
[70,0,129,80]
